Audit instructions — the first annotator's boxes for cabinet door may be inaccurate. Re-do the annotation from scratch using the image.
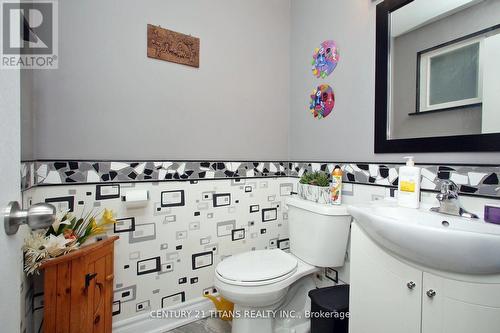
[85,243,114,333]
[349,223,422,333]
[90,256,107,333]
[422,272,500,333]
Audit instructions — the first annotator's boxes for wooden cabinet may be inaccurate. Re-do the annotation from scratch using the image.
[350,223,500,333]
[40,236,118,333]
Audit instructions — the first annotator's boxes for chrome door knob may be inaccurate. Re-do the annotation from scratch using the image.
[3,201,56,235]
[407,281,416,290]
[426,289,437,298]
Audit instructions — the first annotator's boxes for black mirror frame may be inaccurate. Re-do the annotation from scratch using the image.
[374,0,500,153]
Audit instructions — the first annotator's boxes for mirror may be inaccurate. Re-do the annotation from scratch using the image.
[375,0,500,152]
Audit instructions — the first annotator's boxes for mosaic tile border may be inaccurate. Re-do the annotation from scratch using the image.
[22,161,289,190]
[21,160,500,198]
[289,162,500,198]
[21,161,35,190]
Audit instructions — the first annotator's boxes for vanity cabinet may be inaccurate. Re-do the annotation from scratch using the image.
[349,223,500,333]
[349,222,422,333]
[421,272,500,333]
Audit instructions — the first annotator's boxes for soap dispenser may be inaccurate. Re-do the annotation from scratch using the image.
[398,156,421,209]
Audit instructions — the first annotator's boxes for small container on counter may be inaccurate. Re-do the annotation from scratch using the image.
[330,165,343,205]
[484,204,500,225]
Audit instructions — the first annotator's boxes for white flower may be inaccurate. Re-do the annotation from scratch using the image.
[22,231,46,250]
[44,234,72,252]
[23,230,80,276]
[51,210,71,233]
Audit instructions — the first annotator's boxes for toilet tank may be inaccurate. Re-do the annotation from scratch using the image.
[287,196,351,267]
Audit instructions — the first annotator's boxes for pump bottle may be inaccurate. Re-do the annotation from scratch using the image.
[398,156,421,209]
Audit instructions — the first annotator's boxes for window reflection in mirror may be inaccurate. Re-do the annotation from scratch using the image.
[388,0,500,140]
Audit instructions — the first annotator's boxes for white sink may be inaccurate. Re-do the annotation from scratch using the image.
[348,199,500,275]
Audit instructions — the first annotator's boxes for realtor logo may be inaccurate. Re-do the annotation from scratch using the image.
[1,0,58,69]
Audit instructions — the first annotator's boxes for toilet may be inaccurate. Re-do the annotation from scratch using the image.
[214,196,352,333]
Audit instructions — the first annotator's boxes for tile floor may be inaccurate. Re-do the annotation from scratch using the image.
[165,318,232,333]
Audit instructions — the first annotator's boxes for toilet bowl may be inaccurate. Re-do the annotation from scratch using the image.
[214,249,318,333]
[215,249,318,307]
[214,196,352,333]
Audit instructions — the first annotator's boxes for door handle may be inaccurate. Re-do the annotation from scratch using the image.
[426,289,437,298]
[3,201,55,235]
[85,273,98,290]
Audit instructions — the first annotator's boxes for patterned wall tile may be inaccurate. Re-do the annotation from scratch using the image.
[31,160,289,186]
[19,157,500,331]
[21,161,35,191]
[23,177,296,322]
[22,160,500,198]
[289,162,500,198]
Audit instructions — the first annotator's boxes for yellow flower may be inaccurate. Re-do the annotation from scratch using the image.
[99,209,116,226]
[90,217,97,228]
[92,227,105,234]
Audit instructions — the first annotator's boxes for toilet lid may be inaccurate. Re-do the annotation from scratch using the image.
[216,249,298,283]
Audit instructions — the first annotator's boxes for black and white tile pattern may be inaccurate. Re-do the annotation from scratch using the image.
[289,162,500,198]
[22,164,498,328]
[23,177,295,322]
[29,161,288,187]
[22,160,500,198]
[21,160,35,191]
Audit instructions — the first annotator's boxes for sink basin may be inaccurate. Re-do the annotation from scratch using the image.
[348,199,500,275]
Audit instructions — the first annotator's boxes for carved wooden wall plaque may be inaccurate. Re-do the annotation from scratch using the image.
[147,24,200,68]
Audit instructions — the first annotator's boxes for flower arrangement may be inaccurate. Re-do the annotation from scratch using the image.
[23,209,116,275]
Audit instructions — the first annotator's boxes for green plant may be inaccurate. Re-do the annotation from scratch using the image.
[299,171,330,187]
[299,172,313,185]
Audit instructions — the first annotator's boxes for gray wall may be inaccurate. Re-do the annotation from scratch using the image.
[289,0,500,164]
[29,0,290,160]
[25,0,500,164]
[391,0,500,139]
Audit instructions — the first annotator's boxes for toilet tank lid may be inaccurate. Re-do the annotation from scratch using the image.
[286,196,349,216]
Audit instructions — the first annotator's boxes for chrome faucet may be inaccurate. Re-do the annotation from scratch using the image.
[430,180,478,219]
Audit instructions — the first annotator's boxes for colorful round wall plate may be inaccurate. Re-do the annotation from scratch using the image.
[309,84,335,119]
[312,40,339,78]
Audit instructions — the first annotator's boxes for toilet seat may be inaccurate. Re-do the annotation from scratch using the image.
[214,251,318,307]
[216,249,298,286]
[216,267,298,286]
